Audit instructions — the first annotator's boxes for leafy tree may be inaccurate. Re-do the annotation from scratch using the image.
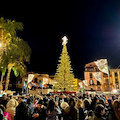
[0,17,31,91]
[4,37,31,91]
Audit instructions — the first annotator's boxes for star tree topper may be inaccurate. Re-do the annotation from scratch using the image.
[62,36,68,45]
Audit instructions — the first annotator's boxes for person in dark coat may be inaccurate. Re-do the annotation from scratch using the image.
[46,100,61,120]
[75,99,85,120]
[32,100,47,120]
[109,100,120,120]
[58,93,68,120]
[0,94,8,108]
[26,97,34,118]
[14,101,30,120]
[58,93,68,106]
[62,98,77,120]
[94,104,106,120]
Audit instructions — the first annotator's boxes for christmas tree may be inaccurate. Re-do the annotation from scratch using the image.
[54,36,75,91]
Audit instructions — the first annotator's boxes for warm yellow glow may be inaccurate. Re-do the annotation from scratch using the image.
[113,89,117,93]
[62,36,68,45]
[0,43,2,47]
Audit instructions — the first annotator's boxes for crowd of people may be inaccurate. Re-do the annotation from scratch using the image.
[0,92,120,120]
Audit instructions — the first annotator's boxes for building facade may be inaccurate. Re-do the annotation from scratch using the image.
[84,61,113,92]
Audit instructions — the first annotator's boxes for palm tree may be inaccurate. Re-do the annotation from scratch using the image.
[0,17,23,58]
[4,37,31,91]
[0,17,30,91]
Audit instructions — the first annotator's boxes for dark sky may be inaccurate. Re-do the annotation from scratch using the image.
[1,0,120,79]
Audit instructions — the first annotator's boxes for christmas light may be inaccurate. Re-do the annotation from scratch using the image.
[94,59,109,74]
[62,36,68,45]
[0,43,2,47]
[93,72,102,82]
[28,74,34,83]
[43,78,48,85]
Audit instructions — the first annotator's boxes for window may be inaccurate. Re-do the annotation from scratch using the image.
[116,85,119,89]
[34,78,38,83]
[105,79,109,83]
[89,73,93,78]
[97,87,100,89]
[89,80,94,85]
[97,81,101,85]
[115,78,119,84]
[114,72,118,77]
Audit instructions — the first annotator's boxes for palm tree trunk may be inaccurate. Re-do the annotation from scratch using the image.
[0,73,3,90]
[5,63,14,91]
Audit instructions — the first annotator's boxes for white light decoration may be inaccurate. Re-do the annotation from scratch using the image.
[113,89,117,93]
[0,43,2,47]
[78,82,83,88]
[28,74,34,83]
[93,72,102,82]
[62,36,68,45]
[43,78,48,85]
[94,59,109,74]
[83,80,88,86]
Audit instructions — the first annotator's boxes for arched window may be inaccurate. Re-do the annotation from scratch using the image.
[97,81,101,85]
[89,73,93,78]
[89,80,94,85]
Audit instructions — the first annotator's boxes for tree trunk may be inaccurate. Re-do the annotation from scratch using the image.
[0,73,3,90]
[5,63,14,91]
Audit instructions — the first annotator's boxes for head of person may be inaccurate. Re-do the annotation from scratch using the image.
[7,94,12,101]
[68,98,75,107]
[61,102,69,110]
[18,98,23,104]
[94,104,105,117]
[60,93,64,99]
[112,100,120,119]
[2,94,7,100]
[47,100,55,112]
[75,99,83,108]
[37,100,44,109]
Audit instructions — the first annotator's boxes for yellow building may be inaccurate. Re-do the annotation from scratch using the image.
[84,61,120,92]
[84,61,114,92]
[17,72,53,89]
[109,69,120,90]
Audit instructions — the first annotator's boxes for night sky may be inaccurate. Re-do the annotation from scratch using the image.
[1,0,120,79]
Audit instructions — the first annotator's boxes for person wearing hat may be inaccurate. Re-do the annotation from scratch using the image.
[32,100,47,120]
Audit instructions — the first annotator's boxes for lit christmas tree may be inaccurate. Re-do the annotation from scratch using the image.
[54,36,75,92]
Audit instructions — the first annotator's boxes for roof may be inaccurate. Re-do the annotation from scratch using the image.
[85,62,97,68]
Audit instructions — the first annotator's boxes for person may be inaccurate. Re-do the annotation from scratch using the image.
[58,93,68,106]
[60,101,69,120]
[75,99,85,120]
[46,100,61,120]
[14,101,30,120]
[62,98,77,120]
[85,110,94,120]
[0,94,8,108]
[83,98,91,114]
[0,104,11,120]
[0,108,5,120]
[33,98,38,108]
[58,93,68,120]
[26,98,34,119]
[94,104,105,120]
[109,100,120,120]
[6,98,18,120]
[32,100,47,120]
